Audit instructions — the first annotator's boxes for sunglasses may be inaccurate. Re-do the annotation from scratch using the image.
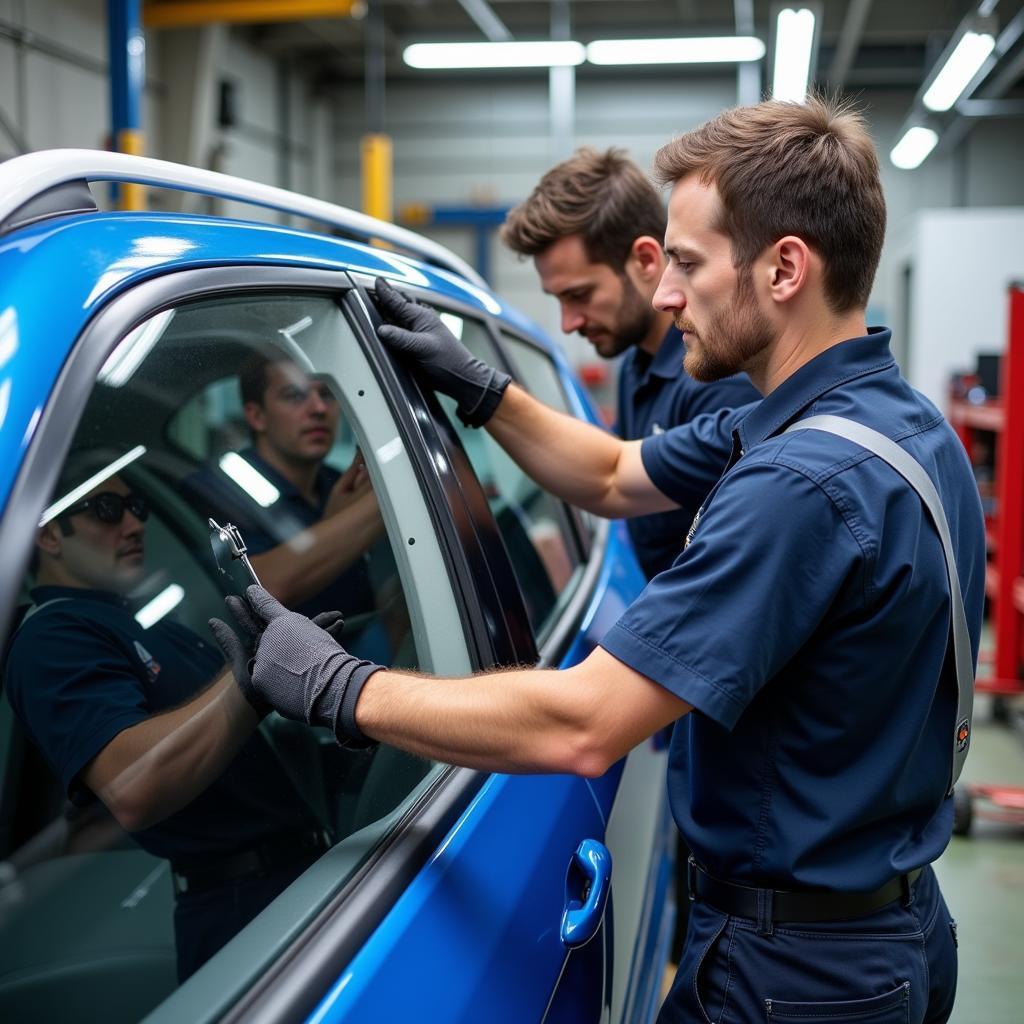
[61,491,150,525]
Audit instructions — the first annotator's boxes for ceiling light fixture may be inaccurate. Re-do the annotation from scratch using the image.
[890,127,939,170]
[586,36,765,65]
[39,445,147,526]
[403,41,585,69]
[135,584,185,629]
[772,7,817,102]
[922,31,996,111]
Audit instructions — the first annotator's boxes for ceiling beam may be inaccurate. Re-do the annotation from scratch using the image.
[458,0,512,41]
[828,0,873,89]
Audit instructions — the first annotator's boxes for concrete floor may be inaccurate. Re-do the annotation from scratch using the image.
[935,694,1024,1024]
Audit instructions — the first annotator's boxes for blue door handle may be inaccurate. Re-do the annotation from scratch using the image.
[560,838,612,948]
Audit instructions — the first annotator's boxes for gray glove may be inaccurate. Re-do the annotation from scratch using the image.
[374,276,511,427]
[210,599,345,720]
[224,585,382,748]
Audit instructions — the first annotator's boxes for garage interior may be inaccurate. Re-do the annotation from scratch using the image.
[2,1,1024,1021]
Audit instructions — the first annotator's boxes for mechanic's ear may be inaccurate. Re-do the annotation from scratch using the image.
[627,236,665,282]
[243,401,266,434]
[36,522,62,558]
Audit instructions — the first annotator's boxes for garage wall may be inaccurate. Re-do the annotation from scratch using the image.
[0,0,331,223]
[0,0,160,159]
[904,208,1024,409]
[332,72,740,362]
[330,75,1024,379]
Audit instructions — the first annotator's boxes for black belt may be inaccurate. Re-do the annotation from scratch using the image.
[688,857,924,923]
[172,828,330,896]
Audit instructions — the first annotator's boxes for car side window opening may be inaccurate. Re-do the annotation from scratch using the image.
[419,308,584,641]
[498,329,598,553]
[0,292,470,1022]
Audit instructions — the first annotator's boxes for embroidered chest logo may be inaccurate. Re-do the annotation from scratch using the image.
[684,506,704,550]
[133,640,162,681]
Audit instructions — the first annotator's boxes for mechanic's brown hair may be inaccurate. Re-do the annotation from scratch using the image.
[501,147,666,272]
[653,94,886,313]
[239,352,279,407]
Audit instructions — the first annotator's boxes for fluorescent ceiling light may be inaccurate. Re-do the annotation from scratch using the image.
[772,8,816,102]
[922,31,996,112]
[135,584,185,629]
[890,127,939,170]
[99,308,176,387]
[587,36,765,65]
[40,445,147,526]
[219,452,280,507]
[404,41,584,69]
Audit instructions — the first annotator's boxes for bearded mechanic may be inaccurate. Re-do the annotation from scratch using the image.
[215,97,985,1022]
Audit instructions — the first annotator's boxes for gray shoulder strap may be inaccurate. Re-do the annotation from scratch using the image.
[783,414,973,796]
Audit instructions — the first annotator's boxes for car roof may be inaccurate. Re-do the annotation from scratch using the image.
[0,207,552,511]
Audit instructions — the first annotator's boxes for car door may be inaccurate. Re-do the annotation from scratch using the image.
[0,263,619,1024]
[340,282,671,1023]
[494,327,677,1024]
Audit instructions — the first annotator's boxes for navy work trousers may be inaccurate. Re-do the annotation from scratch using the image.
[658,866,957,1023]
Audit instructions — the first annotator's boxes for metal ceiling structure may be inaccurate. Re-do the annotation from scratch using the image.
[220,0,1024,95]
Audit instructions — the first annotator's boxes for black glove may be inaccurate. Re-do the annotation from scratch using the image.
[223,585,382,748]
[210,599,345,720]
[374,276,511,427]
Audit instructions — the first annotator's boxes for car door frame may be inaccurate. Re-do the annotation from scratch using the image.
[0,263,530,1020]
[0,261,643,1024]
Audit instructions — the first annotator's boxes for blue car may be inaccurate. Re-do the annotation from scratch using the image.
[0,150,674,1024]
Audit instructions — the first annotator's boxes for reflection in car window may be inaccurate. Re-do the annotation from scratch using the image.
[0,294,443,1019]
[499,330,597,550]
[422,310,583,640]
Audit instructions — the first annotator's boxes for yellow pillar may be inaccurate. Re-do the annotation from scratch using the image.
[116,127,147,211]
[361,133,393,223]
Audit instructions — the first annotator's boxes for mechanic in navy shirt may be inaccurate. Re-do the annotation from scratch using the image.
[501,147,758,578]
[4,468,327,981]
[188,354,393,664]
[233,97,985,1023]
[501,147,759,955]
[196,354,384,620]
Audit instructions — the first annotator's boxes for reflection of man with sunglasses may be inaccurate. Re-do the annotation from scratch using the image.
[4,468,327,981]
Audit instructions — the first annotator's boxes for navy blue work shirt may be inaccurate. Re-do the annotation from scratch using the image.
[4,587,314,866]
[601,328,986,891]
[614,326,759,578]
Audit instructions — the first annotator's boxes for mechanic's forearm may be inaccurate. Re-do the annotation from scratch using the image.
[355,665,604,774]
[251,490,384,606]
[486,385,672,518]
[87,671,260,831]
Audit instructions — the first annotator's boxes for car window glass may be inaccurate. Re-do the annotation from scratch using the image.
[499,331,572,414]
[0,293,466,1021]
[419,309,582,640]
[499,330,597,549]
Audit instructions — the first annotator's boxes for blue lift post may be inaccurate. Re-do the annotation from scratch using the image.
[399,205,512,284]
[108,0,146,209]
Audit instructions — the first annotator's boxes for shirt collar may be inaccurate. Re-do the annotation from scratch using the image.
[31,585,127,608]
[631,325,683,388]
[735,327,895,451]
[648,325,684,380]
